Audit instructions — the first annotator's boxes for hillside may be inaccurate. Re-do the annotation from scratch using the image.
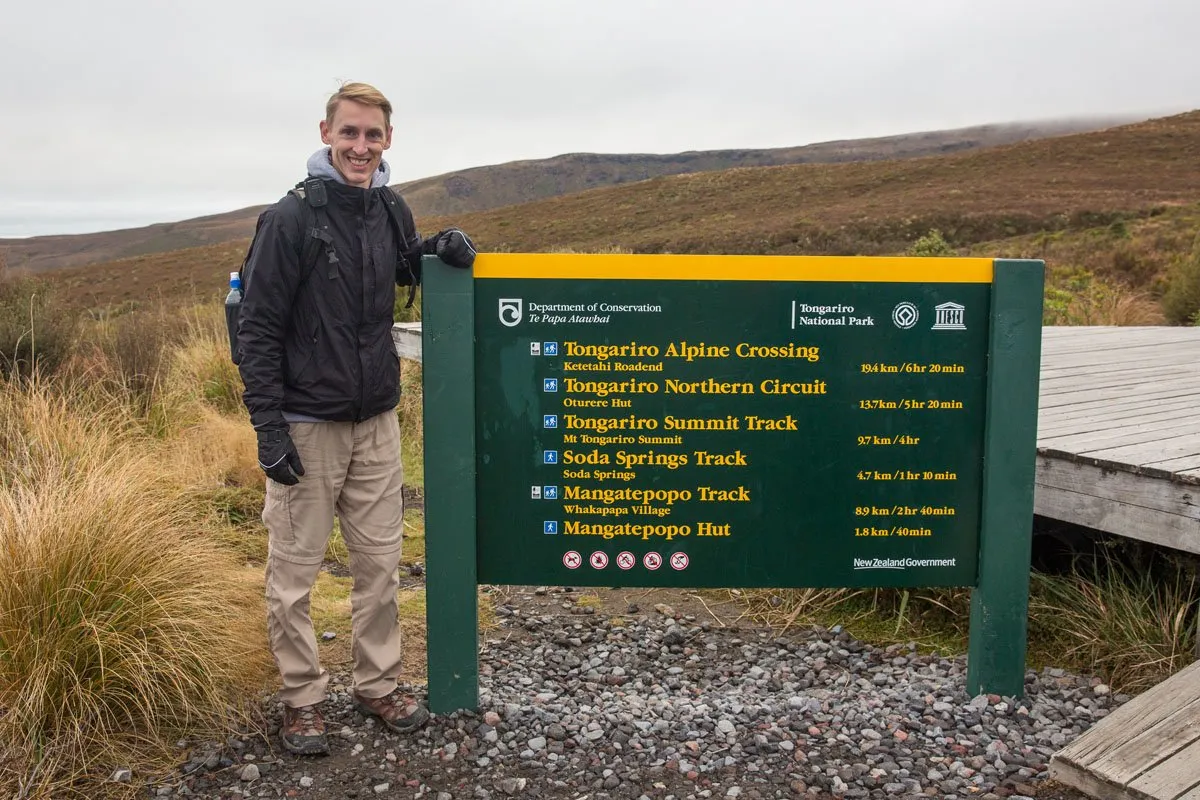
[1,116,1136,275]
[394,117,1130,217]
[36,110,1200,317]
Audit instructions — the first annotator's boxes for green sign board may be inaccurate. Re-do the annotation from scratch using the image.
[421,254,1044,713]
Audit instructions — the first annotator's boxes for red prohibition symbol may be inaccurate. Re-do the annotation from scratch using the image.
[589,551,609,569]
[616,551,636,570]
[643,552,663,570]
[670,552,690,571]
[563,551,582,569]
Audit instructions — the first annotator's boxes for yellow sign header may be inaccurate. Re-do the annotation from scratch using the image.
[472,253,994,283]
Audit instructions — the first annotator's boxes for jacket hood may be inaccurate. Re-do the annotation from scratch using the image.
[306,147,391,188]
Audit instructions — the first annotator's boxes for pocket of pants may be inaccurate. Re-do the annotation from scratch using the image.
[264,478,331,564]
[263,480,296,546]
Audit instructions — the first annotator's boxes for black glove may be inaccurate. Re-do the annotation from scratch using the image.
[433,228,476,269]
[257,429,305,485]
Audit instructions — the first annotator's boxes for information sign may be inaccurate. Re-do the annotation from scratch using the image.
[421,253,1044,712]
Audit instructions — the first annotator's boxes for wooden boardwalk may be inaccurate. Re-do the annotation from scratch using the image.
[1050,660,1200,800]
[1035,326,1200,556]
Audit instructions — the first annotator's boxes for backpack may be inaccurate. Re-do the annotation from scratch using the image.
[226,177,419,364]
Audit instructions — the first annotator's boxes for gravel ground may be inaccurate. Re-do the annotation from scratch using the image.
[143,587,1121,799]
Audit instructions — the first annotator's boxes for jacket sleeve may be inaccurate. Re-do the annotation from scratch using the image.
[236,199,304,431]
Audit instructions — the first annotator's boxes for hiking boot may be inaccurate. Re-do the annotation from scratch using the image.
[280,703,330,756]
[352,688,430,733]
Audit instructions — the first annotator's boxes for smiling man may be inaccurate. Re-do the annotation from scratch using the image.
[234,81,476,756]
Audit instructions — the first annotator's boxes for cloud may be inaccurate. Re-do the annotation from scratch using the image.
[2,0,1197,236]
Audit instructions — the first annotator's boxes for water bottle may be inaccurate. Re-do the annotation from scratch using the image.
[224,271,242,363]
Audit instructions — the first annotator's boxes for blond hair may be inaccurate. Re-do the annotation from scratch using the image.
[326,81,393,128]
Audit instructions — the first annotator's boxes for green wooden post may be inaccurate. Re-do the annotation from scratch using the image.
[420,255,479,714]
[966,258,1045,698]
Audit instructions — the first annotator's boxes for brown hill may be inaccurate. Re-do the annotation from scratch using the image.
[447,111,1200,257]
[39,110,1200,314]
[1,116,1136,275]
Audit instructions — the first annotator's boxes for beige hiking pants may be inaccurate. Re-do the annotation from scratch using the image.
[262,411,405,708]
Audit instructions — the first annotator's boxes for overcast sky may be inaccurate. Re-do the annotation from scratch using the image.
[2,0,1198,238]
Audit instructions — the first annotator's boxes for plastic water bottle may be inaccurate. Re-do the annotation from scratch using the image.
[225,271,242,362]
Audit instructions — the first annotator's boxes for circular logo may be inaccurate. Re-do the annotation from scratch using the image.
[616,551,636,570]
[670,552,690,571]
[643,552,663,570]
[892,302,919,329]
[563,551,582,569]
[589,551,609,569]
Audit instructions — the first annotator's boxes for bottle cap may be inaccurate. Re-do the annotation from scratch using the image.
[230,271,239,281]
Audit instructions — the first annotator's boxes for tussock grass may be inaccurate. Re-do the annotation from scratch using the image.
[0,378,270,799]
[1029,552,1199,693]
[152,304,246,420]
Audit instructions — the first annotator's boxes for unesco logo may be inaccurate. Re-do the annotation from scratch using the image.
[892,302,919,329]
[498,298,523,327]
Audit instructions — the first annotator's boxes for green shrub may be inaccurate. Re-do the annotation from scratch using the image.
[906,229,956,257]
[1161,233,1200,324]
[0,273,78,381]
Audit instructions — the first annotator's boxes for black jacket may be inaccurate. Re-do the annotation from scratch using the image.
[236,179,423,429]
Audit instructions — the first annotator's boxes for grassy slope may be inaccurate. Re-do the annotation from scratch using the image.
[40,111,1200,315]
[2,116,1137,274]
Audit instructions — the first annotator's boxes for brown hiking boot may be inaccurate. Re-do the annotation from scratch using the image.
[280,703,329,756]
[352,688,430,733]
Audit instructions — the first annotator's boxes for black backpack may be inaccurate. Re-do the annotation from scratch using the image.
[226,177,419,364]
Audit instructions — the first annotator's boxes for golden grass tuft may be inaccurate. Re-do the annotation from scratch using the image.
[0,360,271,797]
[0,440,269,798]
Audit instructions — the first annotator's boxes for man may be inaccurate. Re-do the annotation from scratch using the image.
[236,81,475,756]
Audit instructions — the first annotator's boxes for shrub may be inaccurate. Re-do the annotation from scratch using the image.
[0,272,78,381]
[906,229,956,257]
[1044,269,1163,326]
[1161,232,1200,324]
[78,307,192,426]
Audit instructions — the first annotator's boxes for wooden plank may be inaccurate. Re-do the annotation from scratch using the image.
[1042,341,1200,365]
[1035,457,1200,518]
[1148,455,1200,473]
[1041,420,1200,454]
[1089,696,1200,785]
[1049,758,1146,800]
[1127,737,1200,799]
[1039,384,1200,413]
[1039,404,1200,439]
[1038,377,1200,410]
[1083,436,1200,469]
[1042,352,1198,372]
[1035,483,1200,554]
[1055,661,1200,766]
[1041,368,1196,390]
[1042,328,1200,349]
[392,322,423,362]
[1039,400,1200,431]
[1040,397,1200,425]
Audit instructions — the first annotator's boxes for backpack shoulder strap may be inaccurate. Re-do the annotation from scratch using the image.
[379,188,422,308]
[291,179,338,281]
